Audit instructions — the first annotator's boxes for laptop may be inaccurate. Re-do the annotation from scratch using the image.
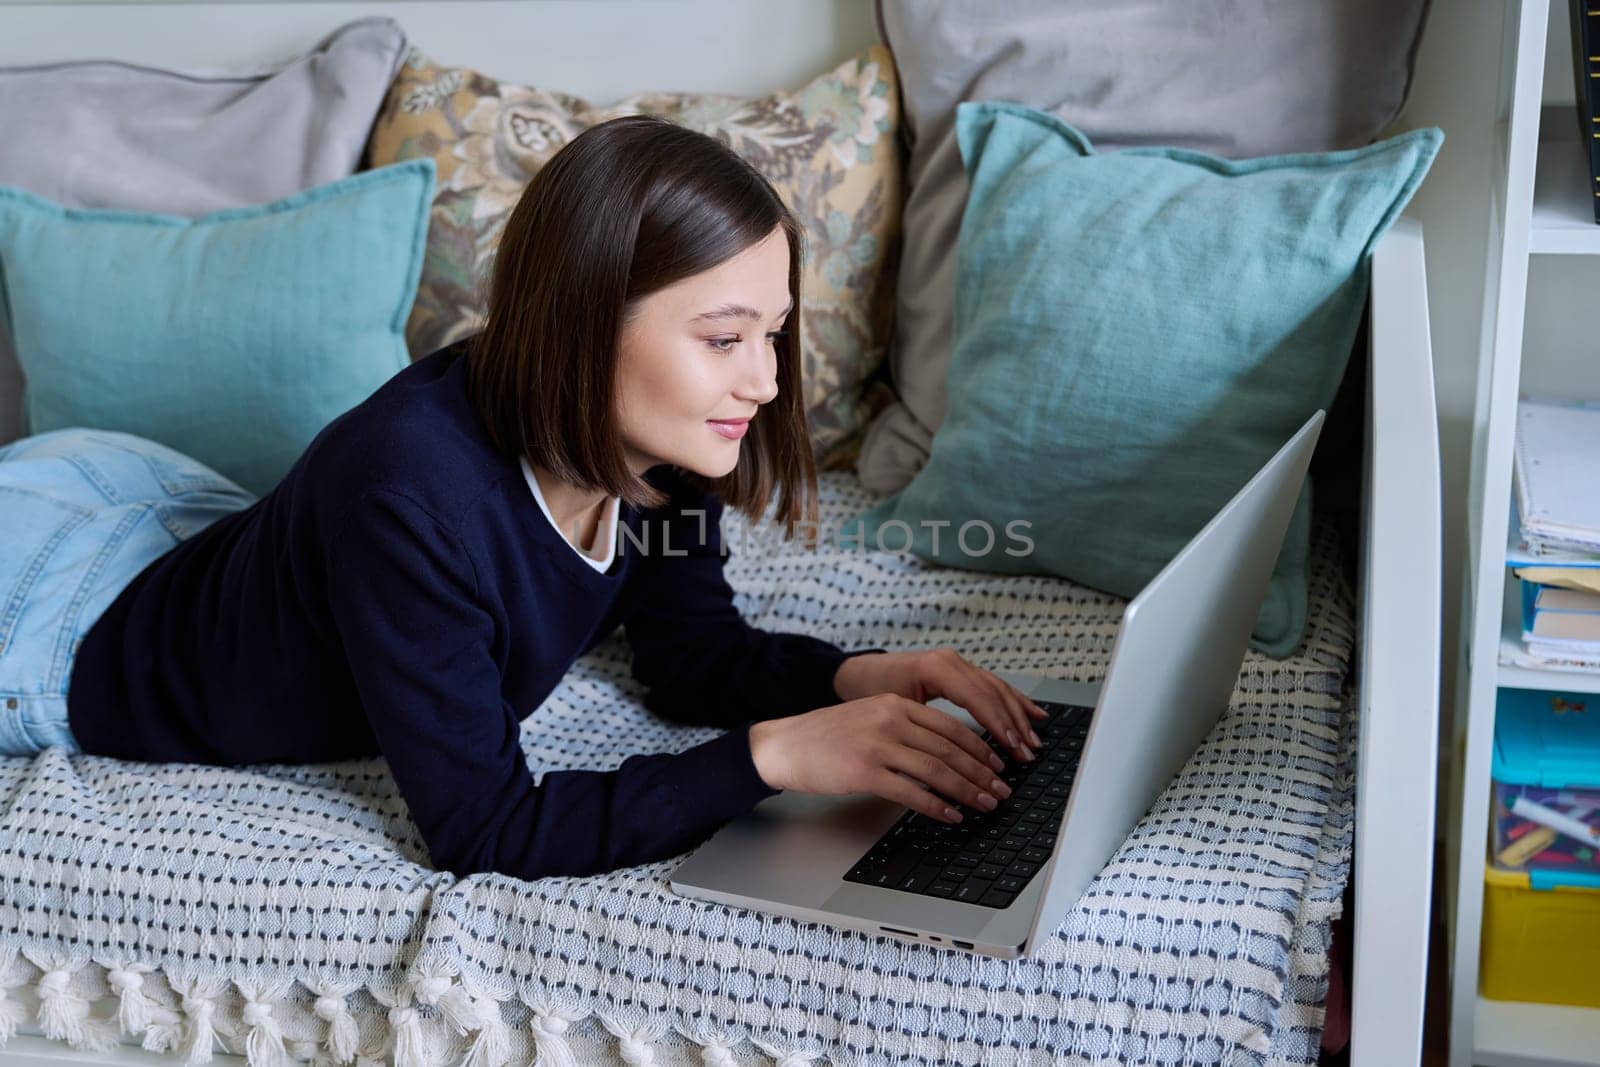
[668,410,1325,959]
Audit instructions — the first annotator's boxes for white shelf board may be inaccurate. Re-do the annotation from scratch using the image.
[1530,104,1600,254]
[1497,570,1600,693]
[1475,996,1600,1067]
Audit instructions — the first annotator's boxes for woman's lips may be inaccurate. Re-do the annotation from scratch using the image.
[707,419,749,440]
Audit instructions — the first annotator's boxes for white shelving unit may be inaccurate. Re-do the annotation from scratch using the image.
[1449,1,1600,1065]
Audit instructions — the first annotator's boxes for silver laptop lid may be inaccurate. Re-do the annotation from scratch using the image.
[1020,410,1325,957]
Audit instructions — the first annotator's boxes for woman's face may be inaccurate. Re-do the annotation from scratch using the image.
[615,226,791,480]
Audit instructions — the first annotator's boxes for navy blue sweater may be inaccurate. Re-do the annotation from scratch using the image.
[67,336,885,880]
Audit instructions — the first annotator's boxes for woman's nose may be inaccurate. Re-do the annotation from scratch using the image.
[739,351,780,404]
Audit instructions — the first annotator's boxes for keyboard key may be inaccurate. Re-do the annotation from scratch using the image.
[926,880,961,898]
[897,866,942,893]
[979,888,1018,909]
[975,863,1007,880]
[876,853,917,881]
[953,879,993,903]
[994,875,1028,893]
[948,853,980,868]
[1020,847,1051,865]
[1005,861,1038,878]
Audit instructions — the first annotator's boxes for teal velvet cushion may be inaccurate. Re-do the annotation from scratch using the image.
[0,157,434,497]
[849,101,1441,657]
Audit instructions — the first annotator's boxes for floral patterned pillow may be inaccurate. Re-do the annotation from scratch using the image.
[363,45,903,471]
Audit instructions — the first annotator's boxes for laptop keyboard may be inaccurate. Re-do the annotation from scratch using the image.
[841,699,1092,909]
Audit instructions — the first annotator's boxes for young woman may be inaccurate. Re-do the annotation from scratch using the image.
[0,115,1046,880]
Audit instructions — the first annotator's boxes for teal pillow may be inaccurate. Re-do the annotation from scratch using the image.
[0,158,434,496]
[849,101,1441,657]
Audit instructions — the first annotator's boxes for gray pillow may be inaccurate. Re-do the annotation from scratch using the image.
[0,16,408,446]
[856,0,1433,492]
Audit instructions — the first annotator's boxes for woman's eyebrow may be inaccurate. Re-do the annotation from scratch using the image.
[690,298,795,323]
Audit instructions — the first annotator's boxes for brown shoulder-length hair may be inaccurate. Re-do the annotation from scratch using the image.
[464,114,821,545]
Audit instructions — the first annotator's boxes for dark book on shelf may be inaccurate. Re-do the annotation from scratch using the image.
[1570,0,1600,222]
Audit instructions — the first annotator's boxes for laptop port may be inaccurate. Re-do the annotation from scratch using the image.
[952,939,974,950]
[879,926,919,939]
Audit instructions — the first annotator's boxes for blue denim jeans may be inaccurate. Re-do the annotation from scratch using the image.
[0,428,257,757]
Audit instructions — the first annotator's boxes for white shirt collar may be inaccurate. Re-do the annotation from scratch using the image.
[518,455,620,572]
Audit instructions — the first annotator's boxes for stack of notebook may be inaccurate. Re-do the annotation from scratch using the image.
[1508,398,1600,671]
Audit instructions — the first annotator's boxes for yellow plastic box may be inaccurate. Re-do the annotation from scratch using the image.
[1480,863,1600,1008]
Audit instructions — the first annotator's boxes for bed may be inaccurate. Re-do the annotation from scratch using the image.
[0,3,1441,1065]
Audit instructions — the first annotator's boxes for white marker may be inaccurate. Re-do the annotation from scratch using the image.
[1509,795,1600,850]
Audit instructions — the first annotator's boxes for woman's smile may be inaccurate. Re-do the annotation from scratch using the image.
[707,417,751,440]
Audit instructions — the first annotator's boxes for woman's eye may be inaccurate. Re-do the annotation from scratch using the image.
[766,329,789,345]
[707,337,738,353]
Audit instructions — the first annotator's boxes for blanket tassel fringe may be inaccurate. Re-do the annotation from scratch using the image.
[0,949,829,1067]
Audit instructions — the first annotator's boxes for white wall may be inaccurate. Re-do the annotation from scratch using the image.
[0,0,879,102]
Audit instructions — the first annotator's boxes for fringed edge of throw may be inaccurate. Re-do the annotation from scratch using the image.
[0,942,828,1067]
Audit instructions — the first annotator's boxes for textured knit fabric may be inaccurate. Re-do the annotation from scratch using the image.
[0,471,1358,1066]
[64,335,885,880]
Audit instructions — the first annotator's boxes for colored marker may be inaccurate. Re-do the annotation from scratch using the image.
[1509,796,1600,850]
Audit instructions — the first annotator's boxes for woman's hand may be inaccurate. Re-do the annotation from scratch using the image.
[832,647,1046,763]
[748,694,1021,824]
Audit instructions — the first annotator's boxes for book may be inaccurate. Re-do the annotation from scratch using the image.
[1513,397,1600,556]
[1569,0,1600,223]
[1506,500,1600,569]
[1515,567,1600,595]
[1522,579,1600,652]
[1514,573,1600,673]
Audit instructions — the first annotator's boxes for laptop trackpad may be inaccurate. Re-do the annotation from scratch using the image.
[671,790,905,910]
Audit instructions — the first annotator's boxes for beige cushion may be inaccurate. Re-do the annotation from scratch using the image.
[856,0,1431,492]
[364,44,903,471]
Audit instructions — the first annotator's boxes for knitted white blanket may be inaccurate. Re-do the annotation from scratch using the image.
[0,470,1357,1067]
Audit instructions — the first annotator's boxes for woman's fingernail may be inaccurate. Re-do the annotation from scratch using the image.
[989,753,1005,772]
[1007,730,1019,750]
[991,778,1012,799]
[1028,728,1042,747]
[944,807,962,822]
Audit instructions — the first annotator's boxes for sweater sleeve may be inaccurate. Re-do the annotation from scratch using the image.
[623,476,887,728]
[325,488,780,880]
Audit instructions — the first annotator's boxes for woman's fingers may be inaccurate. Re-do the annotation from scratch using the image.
[970,667,1042,751]
[887,710,1014,817]
[929,654,1033,761]
[878,746,993,822]
[940,652,1039,759]
[873,768,968,823]
[906,698,1007,776]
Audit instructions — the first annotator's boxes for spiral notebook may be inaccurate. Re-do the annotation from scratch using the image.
[1514,397,1600,557]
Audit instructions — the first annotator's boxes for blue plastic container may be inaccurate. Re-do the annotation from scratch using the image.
[1489,687,1600,888]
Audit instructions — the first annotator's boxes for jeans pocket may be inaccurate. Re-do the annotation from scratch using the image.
[0,485,93,668]
[137,441,250,499]
[152,490,258,543]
